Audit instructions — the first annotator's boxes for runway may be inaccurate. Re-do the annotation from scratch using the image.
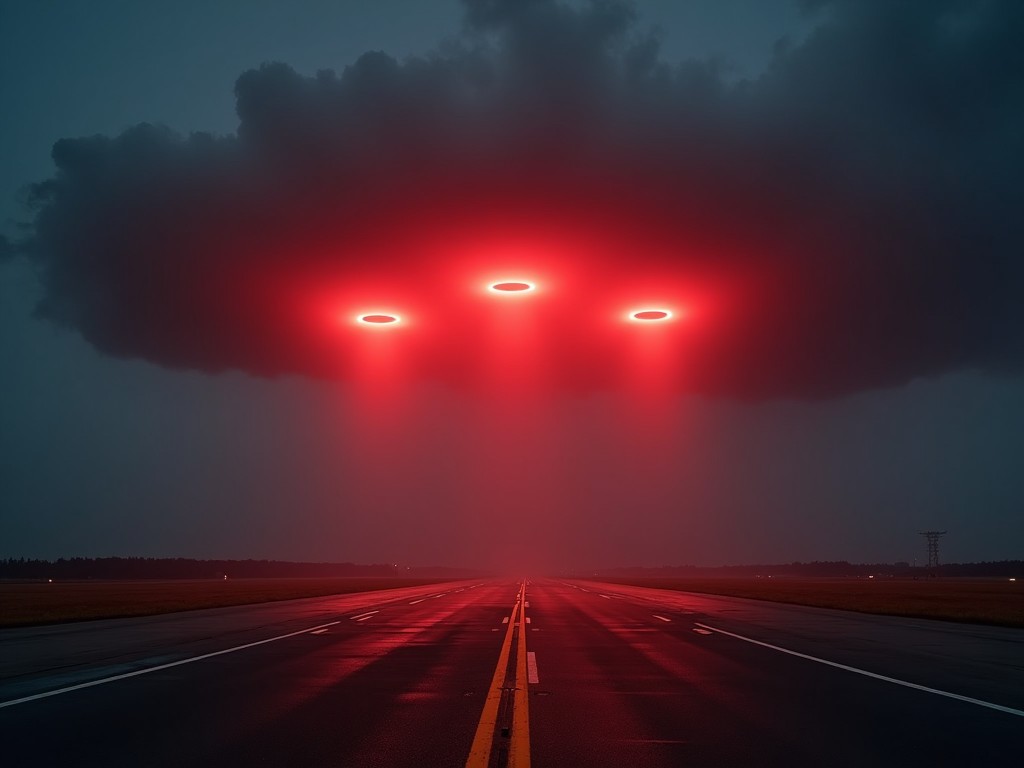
[1,578,1021,766]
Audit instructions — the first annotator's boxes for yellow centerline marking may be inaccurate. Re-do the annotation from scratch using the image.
[510,585,531,768]
[465,585,524,768]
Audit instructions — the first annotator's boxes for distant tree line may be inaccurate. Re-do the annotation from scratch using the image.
[0,557,483,580]
[595,560,1024,578]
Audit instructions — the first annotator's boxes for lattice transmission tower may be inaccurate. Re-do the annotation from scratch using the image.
[918,530,947,569]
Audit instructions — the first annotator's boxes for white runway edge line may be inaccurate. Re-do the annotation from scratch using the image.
[694,622,1024,719]
[0,619,342,710]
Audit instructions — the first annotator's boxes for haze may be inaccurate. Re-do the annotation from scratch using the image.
[2,0,1023,571]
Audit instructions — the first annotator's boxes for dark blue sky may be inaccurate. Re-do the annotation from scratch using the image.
[2,0,1022,569]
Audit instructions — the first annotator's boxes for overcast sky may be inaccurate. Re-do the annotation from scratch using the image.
[2,0,1022,570]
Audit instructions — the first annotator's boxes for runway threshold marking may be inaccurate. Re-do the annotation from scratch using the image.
[0,619,342,710]
[694,622,1024,719]
[465,580,531,768]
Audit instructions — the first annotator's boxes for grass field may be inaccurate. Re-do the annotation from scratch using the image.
[0,577,462,628]
[588,577,1024,628]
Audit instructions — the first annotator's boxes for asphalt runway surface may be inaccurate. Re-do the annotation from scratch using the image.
[1,578,1021,766]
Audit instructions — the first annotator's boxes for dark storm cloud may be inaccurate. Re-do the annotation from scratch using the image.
[12,0,1024,397]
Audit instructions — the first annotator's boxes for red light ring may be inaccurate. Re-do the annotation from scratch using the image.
[488,280,536,293]
[357,313,401,325]
[628,309,673,322]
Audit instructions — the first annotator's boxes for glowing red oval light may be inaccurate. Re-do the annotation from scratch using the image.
[630,309,673,321]
[488,281,535,293]
[357,313,400,325]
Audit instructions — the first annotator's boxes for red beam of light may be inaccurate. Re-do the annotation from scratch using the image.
[610,301,690,535]
[455,271,564,570]
[317,227,716,569]
[343,305,420,557]
[345,306,414,436]
[267,215,737,570]
[614,292,689,431]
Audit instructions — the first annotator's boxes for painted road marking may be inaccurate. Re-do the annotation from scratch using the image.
[350,610,379,620]
[0,620,342,710]
[355,615,374,622]
[466,583,527,768]
[527,652,539,684]
[600,594,612,599]
[693,628,713,635]
[511,586,531,768]
[526,617,531,624]
[409,599,425,605]
[653,615,672,622]
[502,616,510,624]
[694,622,1024,719]
[310,628,329,635]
